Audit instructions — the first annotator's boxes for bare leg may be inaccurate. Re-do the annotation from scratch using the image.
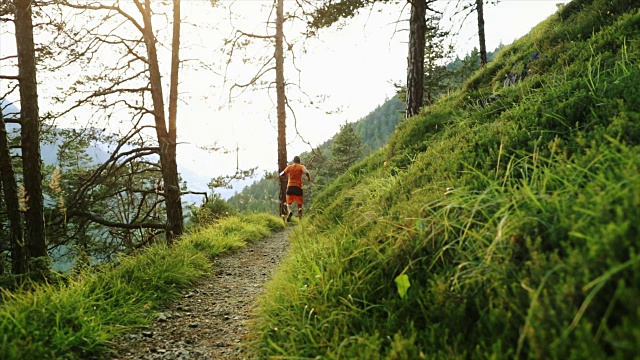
[298,204,303,219]
[286,203,293,222]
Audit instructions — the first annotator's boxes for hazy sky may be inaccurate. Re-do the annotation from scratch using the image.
[0,0,571,198]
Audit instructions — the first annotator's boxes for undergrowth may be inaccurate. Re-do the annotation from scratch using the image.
[0,213,283,359]
[250,1,640,358]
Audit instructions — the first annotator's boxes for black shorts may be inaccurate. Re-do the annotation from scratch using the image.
[286,186,303,196]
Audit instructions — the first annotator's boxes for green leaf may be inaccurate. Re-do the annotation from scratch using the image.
[394,274,411,300]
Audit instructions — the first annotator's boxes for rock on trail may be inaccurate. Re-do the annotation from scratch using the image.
[111,230,290,360]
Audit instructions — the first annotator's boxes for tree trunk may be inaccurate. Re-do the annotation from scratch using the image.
[166,0,183,240]
[0,116,27,274]
[14,0,47,262]
[406,0,427,118]
[137,0,183,241]
[168,0,180,140]
[476,0,487,66]
[0,173,2,275]
[275,0,288,216]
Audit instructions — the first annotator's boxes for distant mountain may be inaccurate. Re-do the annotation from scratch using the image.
[309,96,405,156]
[353,96,405,152]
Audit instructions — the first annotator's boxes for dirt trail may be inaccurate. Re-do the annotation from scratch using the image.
[111,230,290,360]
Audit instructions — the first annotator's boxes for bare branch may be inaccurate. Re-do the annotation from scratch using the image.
[181,191,209,203]
[235,29,275,40]
[54,85,151,119]
[67,210,166,229]
[229,64,276,99]
[59,0,144,34]
[94,86,151,97]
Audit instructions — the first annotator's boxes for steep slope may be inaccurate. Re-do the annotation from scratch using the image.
[250,0,640,358]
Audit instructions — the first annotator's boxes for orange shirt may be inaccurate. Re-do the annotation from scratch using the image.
[283,163,308,188]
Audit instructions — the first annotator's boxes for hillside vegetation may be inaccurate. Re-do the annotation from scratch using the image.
[250,0,640,358]
[0,214,283,359]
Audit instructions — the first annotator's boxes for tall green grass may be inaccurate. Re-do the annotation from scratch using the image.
[249,1,640,358]
[0,214,283,359]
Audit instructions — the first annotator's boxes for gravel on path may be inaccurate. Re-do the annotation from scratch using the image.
[111,230,290,360]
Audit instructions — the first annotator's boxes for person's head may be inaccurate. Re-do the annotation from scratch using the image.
[293,156,301,164]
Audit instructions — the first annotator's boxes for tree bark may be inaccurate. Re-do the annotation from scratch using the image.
[168,0,180,141]
[166,0,183,240]
[476,0,487,66]
[136,0,183,241]
[0,116,27,274]
[275,0,288,216]
[14,0,47,262]
[406,0,427,118]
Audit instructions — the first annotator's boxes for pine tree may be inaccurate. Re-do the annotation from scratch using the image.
[423,15,453,105]
[327,122,364,176]
[455,48,481,85]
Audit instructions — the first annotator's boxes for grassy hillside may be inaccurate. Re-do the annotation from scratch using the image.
[249,0,640,358]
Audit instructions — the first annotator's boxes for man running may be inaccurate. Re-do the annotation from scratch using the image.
[279,155,311,221]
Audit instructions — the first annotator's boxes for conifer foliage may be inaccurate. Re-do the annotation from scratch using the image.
[326,122,364,176]
[423,15,453,105]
